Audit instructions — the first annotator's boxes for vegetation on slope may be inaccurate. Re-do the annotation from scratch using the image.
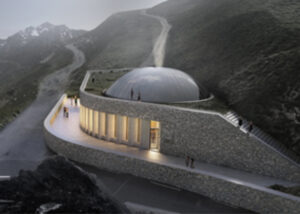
[76,10,161,68]
[66,10,161,95]
[0,47,73,130]
[149,0,300,155]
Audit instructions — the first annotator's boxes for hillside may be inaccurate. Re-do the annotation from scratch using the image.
[148,0,300,155]
[67,10,161,96]
[0,23,84,130]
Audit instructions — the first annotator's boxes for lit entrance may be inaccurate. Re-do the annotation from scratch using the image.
[150,121,160,151]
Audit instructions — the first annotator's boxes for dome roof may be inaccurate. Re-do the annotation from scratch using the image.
[105,67,209,103]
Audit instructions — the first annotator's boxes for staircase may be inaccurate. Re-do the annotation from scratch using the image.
[224,111,300,165]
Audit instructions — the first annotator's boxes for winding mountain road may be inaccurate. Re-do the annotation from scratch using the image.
[0,44,85,174]
[141,10,171,67]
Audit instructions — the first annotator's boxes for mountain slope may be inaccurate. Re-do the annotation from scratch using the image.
[0,23,85,129]
[67,10,161,95]
[149,0,300,154]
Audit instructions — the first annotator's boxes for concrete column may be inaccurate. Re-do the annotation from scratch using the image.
[93,111,99,136]
[140,119,150,149]
[99,112,106,138]
[107,114,116,140]
[117,115,123,143]
[128,117,138,145]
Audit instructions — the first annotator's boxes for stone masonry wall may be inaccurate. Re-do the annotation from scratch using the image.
[44,128,300,214]
[80,87,300,182]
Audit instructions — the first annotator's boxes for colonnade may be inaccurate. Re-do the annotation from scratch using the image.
[80,105,161,150]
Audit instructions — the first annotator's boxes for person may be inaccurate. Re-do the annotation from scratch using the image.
[190,158,195,168]
[137,91,141,101]
[238,118,243,127]
[248,121,253,134]
[65,107,69,118]
[74,96,78,106]
[63,107,67,117]
[185,156,190,167]
[92,77,95,83]
[130,88,134,100]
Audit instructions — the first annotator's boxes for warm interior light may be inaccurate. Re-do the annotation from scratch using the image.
[99,112,106,137]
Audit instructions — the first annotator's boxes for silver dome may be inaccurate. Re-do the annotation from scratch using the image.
[105,67,208,103]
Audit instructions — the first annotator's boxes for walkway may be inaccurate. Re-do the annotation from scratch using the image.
[225,111,300,165]
[49,99,299,189]
[141,10,172,67]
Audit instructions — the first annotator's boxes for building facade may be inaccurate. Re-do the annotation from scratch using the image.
[79,68,300,182]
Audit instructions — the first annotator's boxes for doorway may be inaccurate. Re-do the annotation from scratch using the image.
[150,121,160,151]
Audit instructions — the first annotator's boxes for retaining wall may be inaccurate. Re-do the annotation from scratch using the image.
[44,126,300,214]
[79,72,300,182]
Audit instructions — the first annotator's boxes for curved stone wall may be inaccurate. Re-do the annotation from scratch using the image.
[43,123,300,214]
[79,71,300,182]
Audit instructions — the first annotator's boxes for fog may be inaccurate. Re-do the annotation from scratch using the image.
[0,0,165,39]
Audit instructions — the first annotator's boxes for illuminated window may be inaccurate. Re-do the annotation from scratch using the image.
[99,112,106,137]
[93,111,99,135]
[89,109,93,134]
[85,107,88,131]
[150,120,161,151]
[107,114,116,139]
[129,117,140,144]
[121,116,128,141]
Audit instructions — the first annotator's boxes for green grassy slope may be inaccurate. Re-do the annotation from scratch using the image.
[0,47,73,130]
[149,0,300,154]
[67,10,161,96]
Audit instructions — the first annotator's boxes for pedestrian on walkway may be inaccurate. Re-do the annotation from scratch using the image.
[248,121,253,135]
[63,106,67,117]
[74,96,78,106]
[185,156,190,167]
[238,118,243,127]
[190,158,195,168]
[130,88,134,100]
[137,91,141,101]
[65,107,69,118]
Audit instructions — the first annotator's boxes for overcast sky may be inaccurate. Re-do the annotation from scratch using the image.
[0,0,165,39]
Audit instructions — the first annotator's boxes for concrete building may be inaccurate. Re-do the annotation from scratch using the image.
[44,67,300,213]
[80,67,210,152]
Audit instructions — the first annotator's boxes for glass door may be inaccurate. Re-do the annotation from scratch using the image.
[150,121,160,151]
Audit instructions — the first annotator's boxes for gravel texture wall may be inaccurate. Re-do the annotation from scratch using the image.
[44,128,300,214]
[79,72,300,182]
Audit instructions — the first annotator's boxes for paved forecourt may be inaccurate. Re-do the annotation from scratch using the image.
[44,95,300,214]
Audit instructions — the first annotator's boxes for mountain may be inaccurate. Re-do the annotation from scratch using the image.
[69,0,300,156]
[0,23,84,129]
[0,22,85,66]
[148,0,300,154]
[66,10,161,95]
[75,10,161,68]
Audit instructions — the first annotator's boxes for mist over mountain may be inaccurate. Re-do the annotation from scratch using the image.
[149,0,300,154]
[70,0,300,155]
[0,23,84,129]
[0,0,299,155]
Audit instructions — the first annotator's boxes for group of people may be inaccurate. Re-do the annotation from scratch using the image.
[70,95,78,106]
[130,88,141,101]
[238,118,254,134]
[185,156,195,168]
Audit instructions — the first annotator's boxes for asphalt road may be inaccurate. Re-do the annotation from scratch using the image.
[0,44,86,172]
